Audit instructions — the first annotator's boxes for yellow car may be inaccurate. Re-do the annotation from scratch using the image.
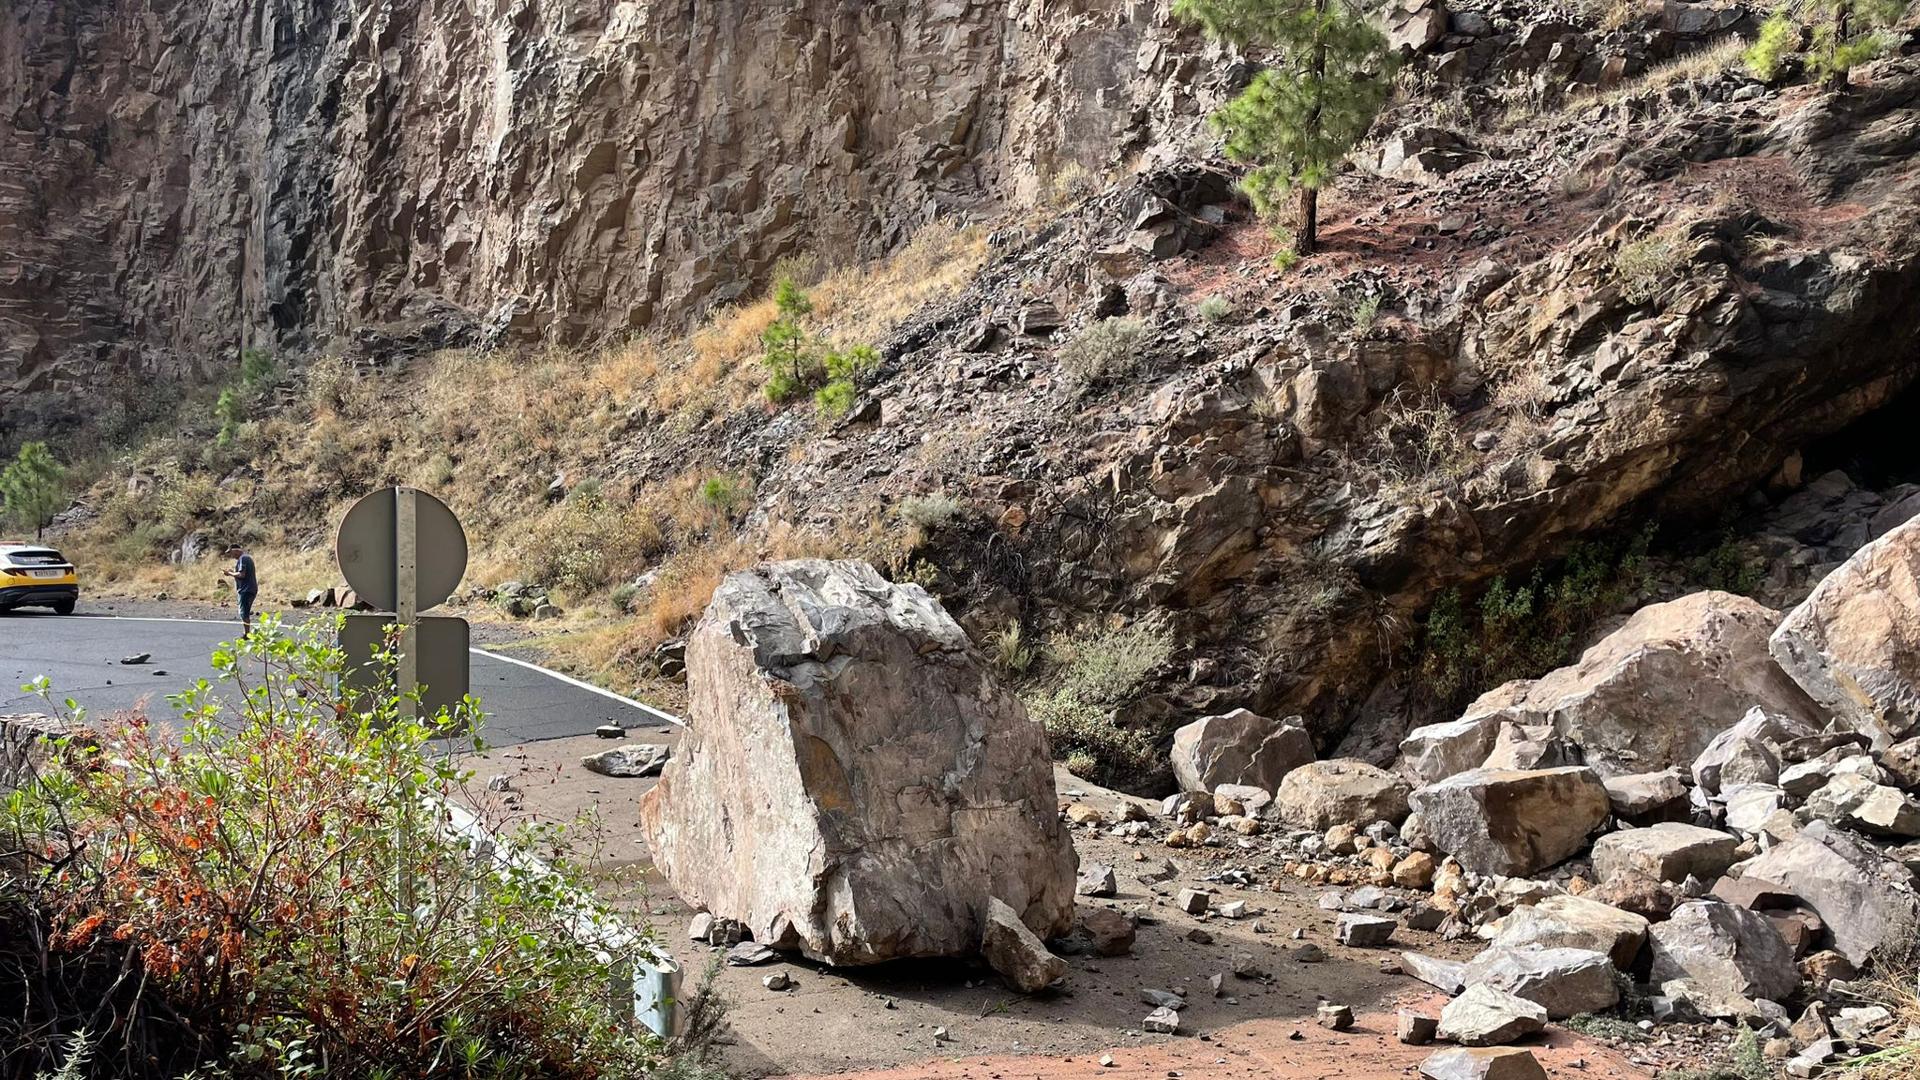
[0,542,78,614]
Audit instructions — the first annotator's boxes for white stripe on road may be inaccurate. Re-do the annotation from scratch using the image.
[34,613,688,728]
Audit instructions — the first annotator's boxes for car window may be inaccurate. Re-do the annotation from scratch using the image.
[6,549,68,567]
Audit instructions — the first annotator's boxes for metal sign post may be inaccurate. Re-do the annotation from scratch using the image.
[334,486,471,915]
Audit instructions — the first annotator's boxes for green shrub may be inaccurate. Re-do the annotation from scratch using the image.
[609,580,643,613]
[1688,535,1764,596]
[761,275,822,403]
[898,492,965,530]
[1027,619,1177,790]
[699,473,749,517]
[814,343,880,417]
[1349,293,1382,335]
[1745,13,1797,80]
[1197,295,1233,323]
[516,489,663,596]
[0,441,67,540]
[1660,1027,1768,1080]
[814,378,857,417]
[237,347,278,394]
[1419,527,1655,710]
[1056,317,1148,390]
[2,620,662,1078]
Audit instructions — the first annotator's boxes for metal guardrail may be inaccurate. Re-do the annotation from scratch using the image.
[443,798,684,1037]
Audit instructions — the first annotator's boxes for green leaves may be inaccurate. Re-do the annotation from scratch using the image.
[759,274,880,413]
[1176,0,1393,249]
[0,441,67,539]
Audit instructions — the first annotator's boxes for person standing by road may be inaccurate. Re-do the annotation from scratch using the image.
[222,544,259,634]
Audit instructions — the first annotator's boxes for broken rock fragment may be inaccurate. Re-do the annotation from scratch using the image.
[1276,759,1412,830]
[1419,1047,1549,1080]
[1464,945,1620,1018]
[1437,985,1547,1046]
[1770,514,1920,746]
[1488,893,1649,970]
[1649,900,1800,1004]
[1590,822,1740,885]
[981,896,1067,993]
[581,742,671,777]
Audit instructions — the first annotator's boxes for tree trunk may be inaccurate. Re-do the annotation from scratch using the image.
[1296,0,1329,256]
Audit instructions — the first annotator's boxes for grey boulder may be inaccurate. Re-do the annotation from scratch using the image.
[1590,823,1739,885]
[1437,984,1548,1046]
[1419,1047,1548,1080]
[1771,514,1920,747]
[981,896,1067,993]
[1169,709,1314,794]
[1736,820,1920,965]
[1456,592,1821,779]
[1802,772,1920,836]
[1408,766,1609,876]
[1488,893,1649,970]
[1464,945,1620,1019]
[1649,900,1800,1004]
[1276,759,1411,830]
[1692,707,1819,796]
[639,560,1077,966]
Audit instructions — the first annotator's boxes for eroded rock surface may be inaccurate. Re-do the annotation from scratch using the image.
[1773,515,1920,747]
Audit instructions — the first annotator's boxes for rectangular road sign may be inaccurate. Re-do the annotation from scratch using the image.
[340,613,471,725]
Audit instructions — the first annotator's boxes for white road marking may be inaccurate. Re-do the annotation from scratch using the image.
[29,613,688,728]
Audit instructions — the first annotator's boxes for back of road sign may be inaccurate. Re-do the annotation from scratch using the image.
[339,613,473,726]
[336,488,468,613]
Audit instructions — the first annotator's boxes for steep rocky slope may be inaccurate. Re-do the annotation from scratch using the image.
[23,1,1920,795]
[1,0,1220,431]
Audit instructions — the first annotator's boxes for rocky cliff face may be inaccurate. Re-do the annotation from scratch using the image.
[0,0,1216,432]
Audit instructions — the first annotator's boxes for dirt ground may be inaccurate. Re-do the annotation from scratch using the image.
[458,749,1667,1080]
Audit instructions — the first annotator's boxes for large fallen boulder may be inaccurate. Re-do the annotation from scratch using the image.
[1736,820,1920,965]
[1591,823,1740,885]
[1771,514,1920,747]
[1170,709,1314,794]
[639,560,1077,967]
[1460,592,1823,778]
[1276,759,1411,830]
[1649,900,1800,1004]
[1408,766,1609,876]
[1488,894,1649,970]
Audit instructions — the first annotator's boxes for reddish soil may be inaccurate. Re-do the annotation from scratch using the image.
[790,1010,1653,1080]
[463,756,1665,1080]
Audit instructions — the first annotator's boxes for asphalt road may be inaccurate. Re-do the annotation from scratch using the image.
[0,611,681,747]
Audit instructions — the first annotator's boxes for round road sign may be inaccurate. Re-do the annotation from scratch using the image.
[335,487,468,613]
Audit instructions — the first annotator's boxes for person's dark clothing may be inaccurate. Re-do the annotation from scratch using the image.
[233,553,258,594]
[234,553,258,626]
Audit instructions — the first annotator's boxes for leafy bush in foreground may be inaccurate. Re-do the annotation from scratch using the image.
[1,618,661,1079]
